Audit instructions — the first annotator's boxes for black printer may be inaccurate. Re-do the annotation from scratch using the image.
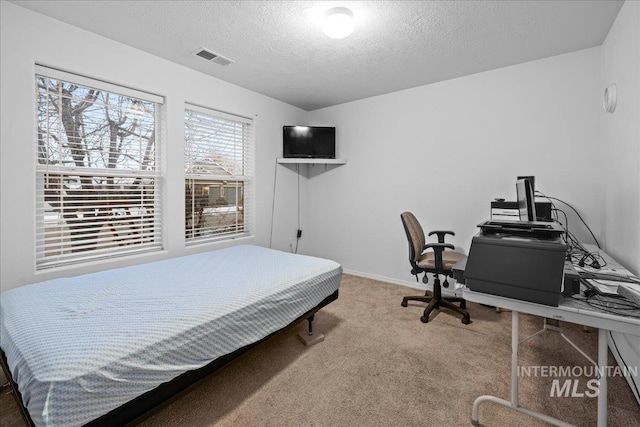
[464,221,567,306]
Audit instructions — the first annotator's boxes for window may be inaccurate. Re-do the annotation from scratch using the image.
[35,66,164,269]
[184,104,253,244]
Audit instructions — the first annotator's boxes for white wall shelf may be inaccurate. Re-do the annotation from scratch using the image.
[277,158,347,165]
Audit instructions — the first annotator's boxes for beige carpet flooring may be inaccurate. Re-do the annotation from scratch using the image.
[1,274,639,426]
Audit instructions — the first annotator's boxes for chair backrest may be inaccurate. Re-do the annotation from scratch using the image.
[400,211,425,266]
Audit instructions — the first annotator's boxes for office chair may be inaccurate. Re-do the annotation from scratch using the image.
[400,212,471,324]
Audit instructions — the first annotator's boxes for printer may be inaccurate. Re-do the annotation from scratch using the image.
[464,220,567,306]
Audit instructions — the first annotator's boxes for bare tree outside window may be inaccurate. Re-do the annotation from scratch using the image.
[35,71,162,268]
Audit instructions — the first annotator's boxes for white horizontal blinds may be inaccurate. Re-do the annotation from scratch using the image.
[35,65,164,104]
[35,66,163,269]
[184,104,253,244]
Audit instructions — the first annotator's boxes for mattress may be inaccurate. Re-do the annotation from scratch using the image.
[0,245,342,427]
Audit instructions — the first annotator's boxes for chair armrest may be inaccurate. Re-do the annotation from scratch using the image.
[428,230,455,243]
[423,243,455,271]
[423,243,455,251]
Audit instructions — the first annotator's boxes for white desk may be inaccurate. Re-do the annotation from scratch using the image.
[460,243,640,427]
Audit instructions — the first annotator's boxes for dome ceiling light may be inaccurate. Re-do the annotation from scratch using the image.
[323,7,354,39]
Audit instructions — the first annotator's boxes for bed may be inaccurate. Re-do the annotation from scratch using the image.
[0,245,341,427]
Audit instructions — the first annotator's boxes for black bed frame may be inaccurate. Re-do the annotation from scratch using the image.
[1,289,338,427]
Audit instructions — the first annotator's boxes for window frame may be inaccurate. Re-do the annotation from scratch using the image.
[184,103,254,245]
[34,65,164,270]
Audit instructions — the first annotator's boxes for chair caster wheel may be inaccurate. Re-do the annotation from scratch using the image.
[462,316,471,325]
[401,300,408,307]
[420,315,429,323]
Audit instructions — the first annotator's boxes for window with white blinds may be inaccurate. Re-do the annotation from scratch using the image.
[184,104,253,244]
[35,65,164,269]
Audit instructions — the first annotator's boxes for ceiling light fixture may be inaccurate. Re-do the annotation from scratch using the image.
[323,7,354,39]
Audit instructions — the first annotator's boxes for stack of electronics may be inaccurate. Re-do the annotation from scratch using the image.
[491,199,553,222]
[465,176,640,309]
[490,176,553,222]
[464,220,568,306]
[464,177,569,306]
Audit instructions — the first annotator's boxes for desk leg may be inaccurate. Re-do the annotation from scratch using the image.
[511,310,519,406]
[470,310,576,427]
[471,311,522,425]
[597,329,607,427]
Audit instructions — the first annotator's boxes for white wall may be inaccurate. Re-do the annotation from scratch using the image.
[2,1,636,294]
[600,0,640,275]
[0,2,307,291]
[307,48,603,287]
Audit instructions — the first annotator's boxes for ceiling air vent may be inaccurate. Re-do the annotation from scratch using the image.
[195,47,234,66]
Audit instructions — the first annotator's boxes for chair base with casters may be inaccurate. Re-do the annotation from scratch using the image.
[401,274,470,324]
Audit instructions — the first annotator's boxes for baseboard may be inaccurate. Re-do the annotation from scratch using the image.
[341,268,423,290]
[341,268,464,297]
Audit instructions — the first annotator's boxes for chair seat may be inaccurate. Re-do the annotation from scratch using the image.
[416,250,466,270]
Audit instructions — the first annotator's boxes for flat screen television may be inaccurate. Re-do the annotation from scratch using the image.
[283,126,335,159]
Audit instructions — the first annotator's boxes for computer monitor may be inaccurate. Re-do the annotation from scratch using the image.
[516,178,536,221]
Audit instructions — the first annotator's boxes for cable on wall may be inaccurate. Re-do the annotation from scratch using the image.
[535,191,601,248]
[295,163,301,253]
[535,190,604,270]
[269,158,279,248]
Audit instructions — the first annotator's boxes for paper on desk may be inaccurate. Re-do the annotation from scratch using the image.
[584,279,621,296]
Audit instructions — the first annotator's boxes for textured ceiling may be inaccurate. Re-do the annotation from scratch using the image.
[12,0,623,111]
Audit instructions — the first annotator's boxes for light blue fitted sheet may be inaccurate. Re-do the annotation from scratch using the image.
[0,245,342,427]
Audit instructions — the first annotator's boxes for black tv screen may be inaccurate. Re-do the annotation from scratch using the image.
[283,126,335,159]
